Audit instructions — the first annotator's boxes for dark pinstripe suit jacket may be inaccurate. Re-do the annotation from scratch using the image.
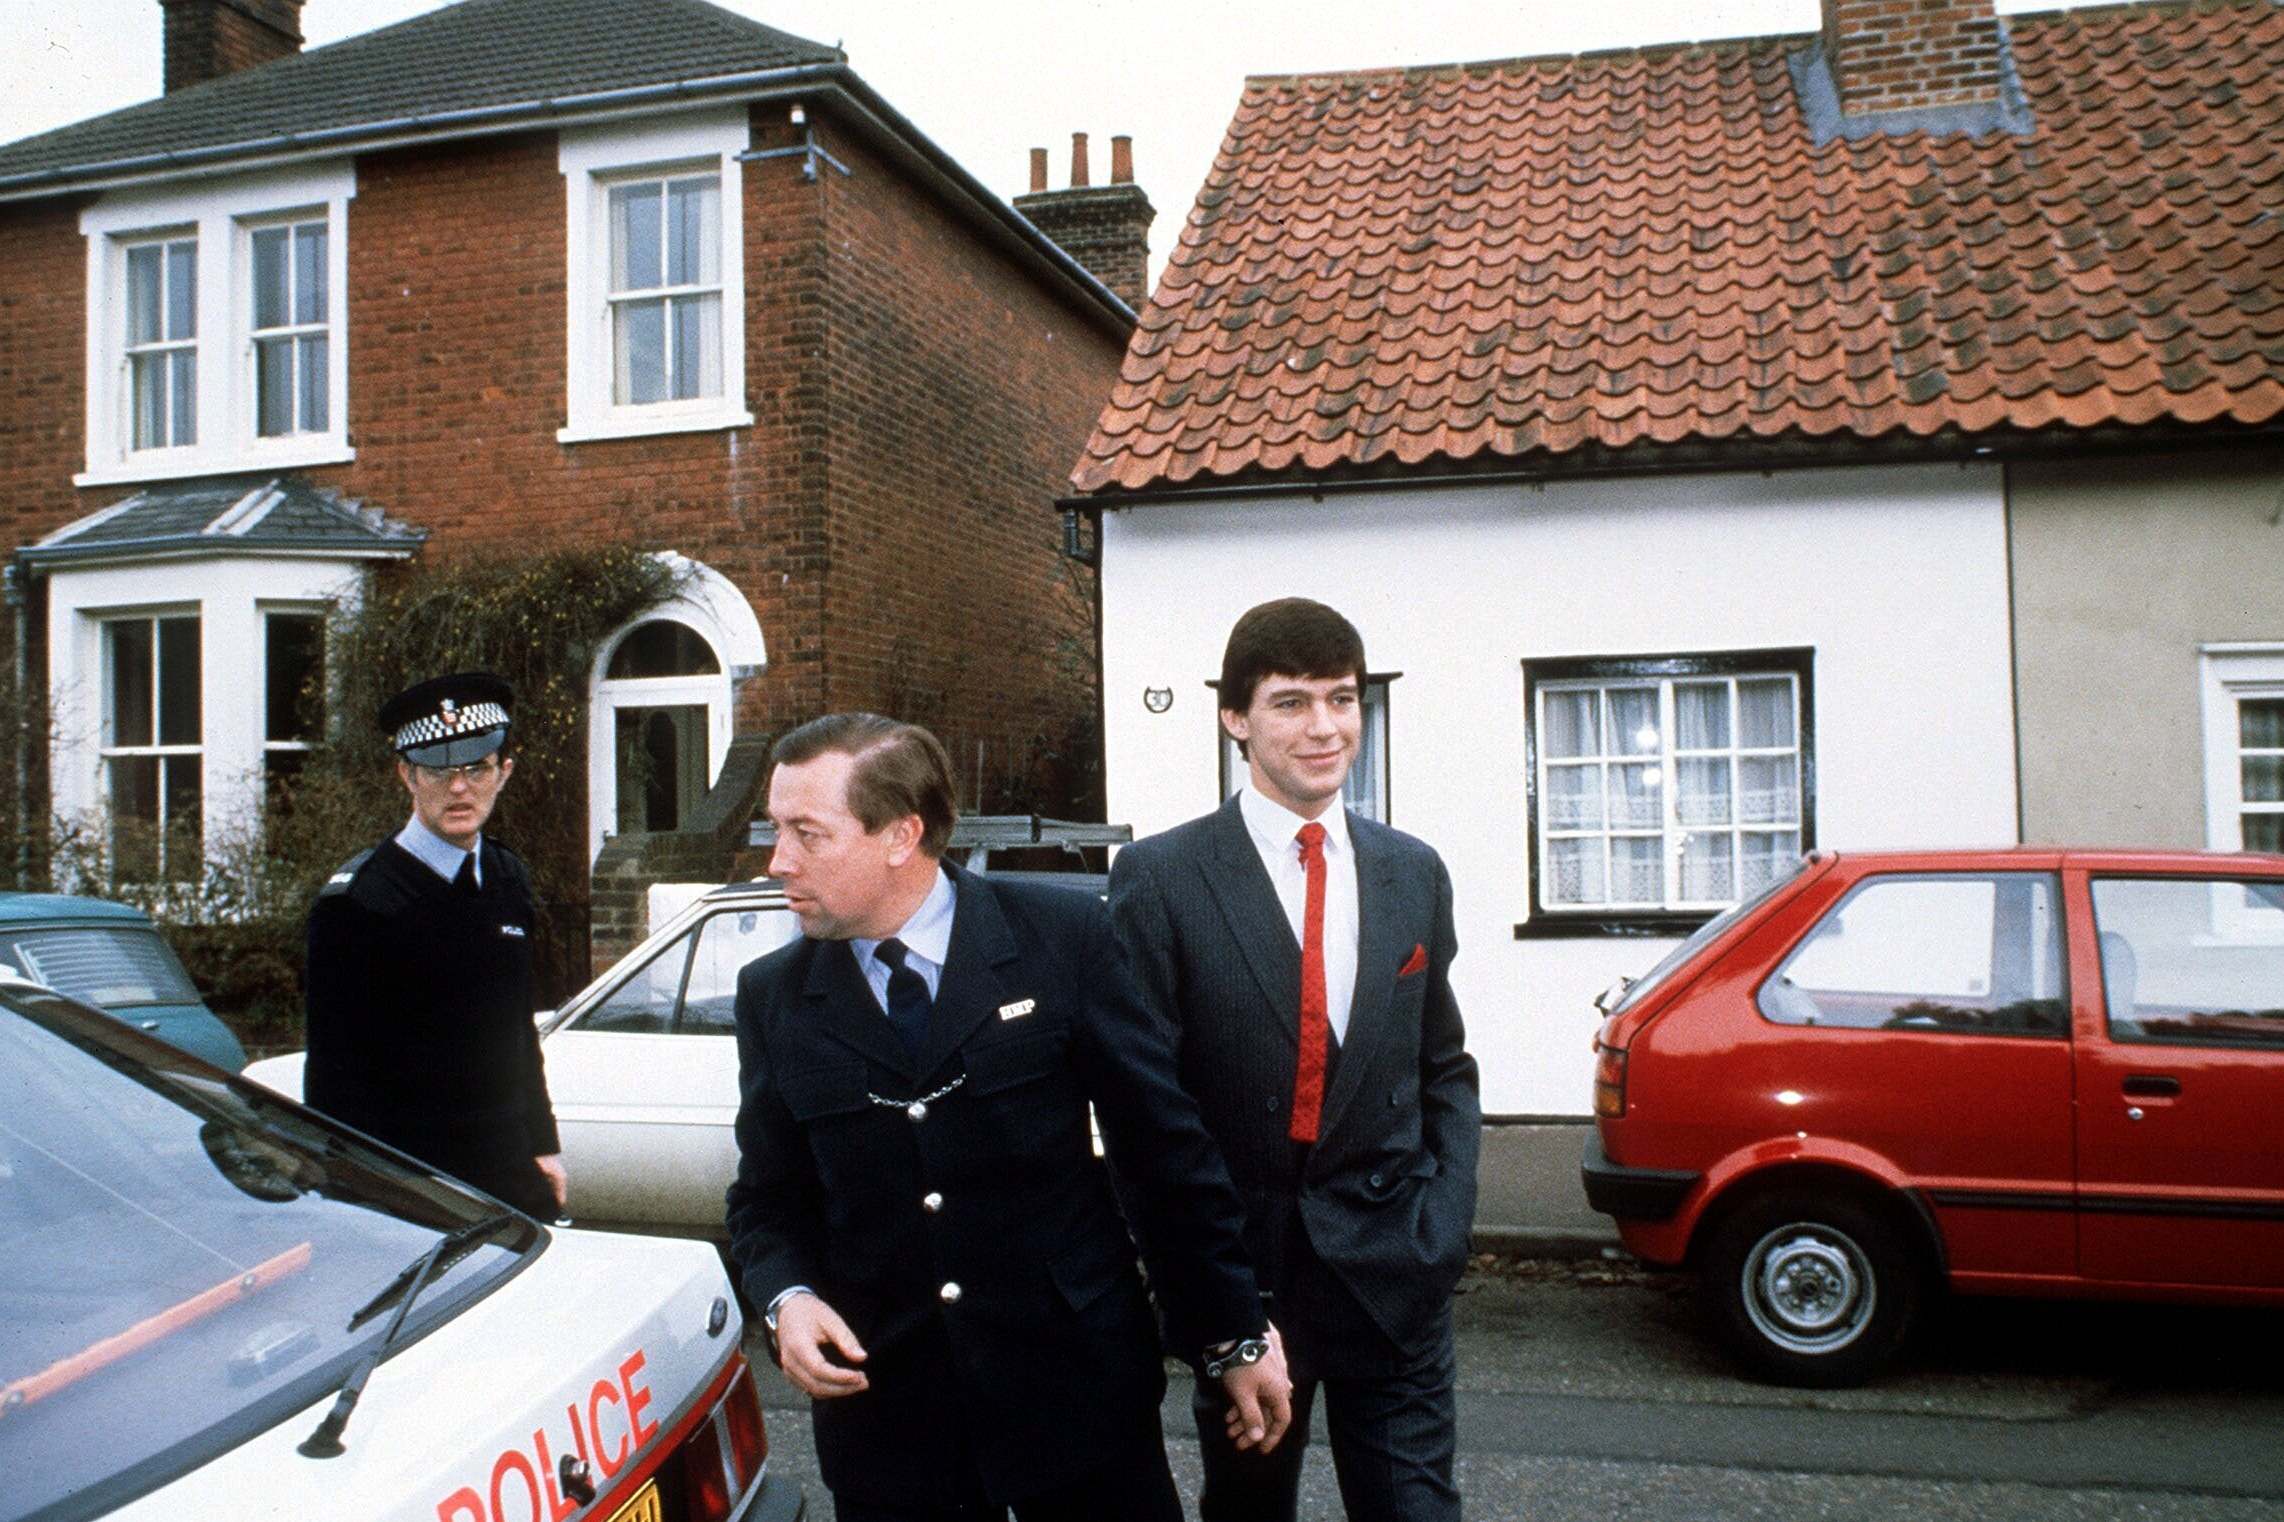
[1109,795,1481,1355]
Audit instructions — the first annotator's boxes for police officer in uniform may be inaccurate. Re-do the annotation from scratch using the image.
[303,672,565,1220]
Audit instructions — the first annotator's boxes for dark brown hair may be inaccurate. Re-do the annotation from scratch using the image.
[1218,598,1368,715]
[772,713,958,857]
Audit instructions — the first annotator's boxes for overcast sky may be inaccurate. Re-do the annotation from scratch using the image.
[2,0,2116,280]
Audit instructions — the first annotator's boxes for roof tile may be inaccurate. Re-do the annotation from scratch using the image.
[1077,0,2284,493]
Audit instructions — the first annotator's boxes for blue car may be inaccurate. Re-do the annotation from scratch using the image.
[0,892,245,1070]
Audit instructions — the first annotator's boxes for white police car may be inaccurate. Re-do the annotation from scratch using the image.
[0,975,801,1522]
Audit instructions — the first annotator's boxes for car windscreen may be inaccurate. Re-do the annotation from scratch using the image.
[0,992,541,1522]
[0,924,202,1009]
[1607,854,1808,1017]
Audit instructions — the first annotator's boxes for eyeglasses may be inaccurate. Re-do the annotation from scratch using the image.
[411,757,504,787]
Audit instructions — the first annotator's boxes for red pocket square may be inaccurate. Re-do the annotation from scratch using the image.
[1397,943,1428,978]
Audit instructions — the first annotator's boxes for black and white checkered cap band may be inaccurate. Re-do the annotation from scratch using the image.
[392,701,510,753]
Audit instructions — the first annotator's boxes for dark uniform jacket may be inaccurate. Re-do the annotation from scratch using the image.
[1109,797,1481,1368]
[304,836,559,1218]
[724,863,1262,1510]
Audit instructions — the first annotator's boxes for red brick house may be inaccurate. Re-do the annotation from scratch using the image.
[0,0,1142,962]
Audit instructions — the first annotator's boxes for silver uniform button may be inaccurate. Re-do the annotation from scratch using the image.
[907,1101,928,1122]
[939,1282,962,1304]
[922,1192,944,1214]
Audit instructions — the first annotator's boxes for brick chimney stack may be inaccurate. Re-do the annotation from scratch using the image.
[161,0,305,93]
[1015,132,1157,315]
[1821,0,2002,116]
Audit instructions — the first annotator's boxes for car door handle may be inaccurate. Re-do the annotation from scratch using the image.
[2121,1074,2181,1098]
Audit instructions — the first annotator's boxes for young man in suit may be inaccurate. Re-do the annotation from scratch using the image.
[725,713,1290,1522]
[1109,599,1481,1522]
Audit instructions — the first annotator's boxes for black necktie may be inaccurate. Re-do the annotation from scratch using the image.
[874,938,931,1060]
[452,853,478,897]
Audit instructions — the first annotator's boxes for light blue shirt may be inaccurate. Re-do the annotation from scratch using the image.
[396,813,480,887]
[851,864,955,1010]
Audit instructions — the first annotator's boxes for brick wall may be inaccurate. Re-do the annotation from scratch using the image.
[162,0,304,93]
[813,115,1119,816]
[0,98,1121,936]
[0,200,86,560]
[1822,0,2003,116]
[1012,184,1155,312]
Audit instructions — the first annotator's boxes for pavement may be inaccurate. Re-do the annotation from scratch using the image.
[1471,1119,1620,1258]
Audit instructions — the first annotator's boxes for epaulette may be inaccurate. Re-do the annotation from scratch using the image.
[317,849,375,898]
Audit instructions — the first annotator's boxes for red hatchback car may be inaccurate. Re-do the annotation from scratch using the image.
[1584,848,2284,1386]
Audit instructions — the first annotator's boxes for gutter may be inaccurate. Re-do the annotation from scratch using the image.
[4,558,27,891]
[15,538,422,570]
[0,63,1134,340]
[1056,418,2284,513]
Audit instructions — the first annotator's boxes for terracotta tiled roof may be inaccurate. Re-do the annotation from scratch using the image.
[1073,1,2284,494]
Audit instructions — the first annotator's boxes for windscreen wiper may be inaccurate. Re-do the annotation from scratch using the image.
[298,1211,520,1457]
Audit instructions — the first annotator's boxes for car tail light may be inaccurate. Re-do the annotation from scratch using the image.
[1593,1043,1628,1118]
[722,1365,767,1483]
[680,1409,731,1521]
[679,1360,766,1522]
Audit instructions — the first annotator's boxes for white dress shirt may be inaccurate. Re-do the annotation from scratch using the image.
[852,863,956,1012]
[1236,786,1359,1044]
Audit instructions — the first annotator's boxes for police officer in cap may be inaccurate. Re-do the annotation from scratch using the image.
[303,671,565,1219]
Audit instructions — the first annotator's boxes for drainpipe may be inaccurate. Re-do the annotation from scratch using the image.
[5,557,29,890]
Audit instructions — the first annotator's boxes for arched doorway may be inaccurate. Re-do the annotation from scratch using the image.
[587,556,765,863]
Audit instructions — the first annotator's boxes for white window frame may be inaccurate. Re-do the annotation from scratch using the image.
[99,610,204,883]
[246,215,332,439]
[121,233,199,454]
[1526,651,1813,925]
[260,603,328,791]
[78,162,355,487]
[2200,644,2284,855]
[559,110,753,443]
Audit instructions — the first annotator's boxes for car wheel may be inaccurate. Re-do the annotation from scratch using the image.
[1699,1188,1920,1387]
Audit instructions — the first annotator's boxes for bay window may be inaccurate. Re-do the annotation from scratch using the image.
[103,615,203,882]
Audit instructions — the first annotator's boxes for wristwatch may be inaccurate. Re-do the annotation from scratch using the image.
[762,1286,811,1366]
[1202,1336,1271,1381]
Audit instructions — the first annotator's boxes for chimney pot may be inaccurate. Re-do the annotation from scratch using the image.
[1014,128,1156,313]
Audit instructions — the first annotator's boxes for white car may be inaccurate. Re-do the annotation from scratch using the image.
[0,974,802,1522]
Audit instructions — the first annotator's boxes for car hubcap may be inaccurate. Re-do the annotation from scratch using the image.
[1741,1224,1874,1354]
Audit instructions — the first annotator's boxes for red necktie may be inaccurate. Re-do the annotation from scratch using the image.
[1290,821,1330,1144]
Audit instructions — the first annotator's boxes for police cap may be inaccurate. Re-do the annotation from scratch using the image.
[381,671,513,767]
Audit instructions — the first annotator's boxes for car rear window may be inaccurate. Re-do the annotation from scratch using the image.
[1759,872,2067,1035]
[0,926,202,1008]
